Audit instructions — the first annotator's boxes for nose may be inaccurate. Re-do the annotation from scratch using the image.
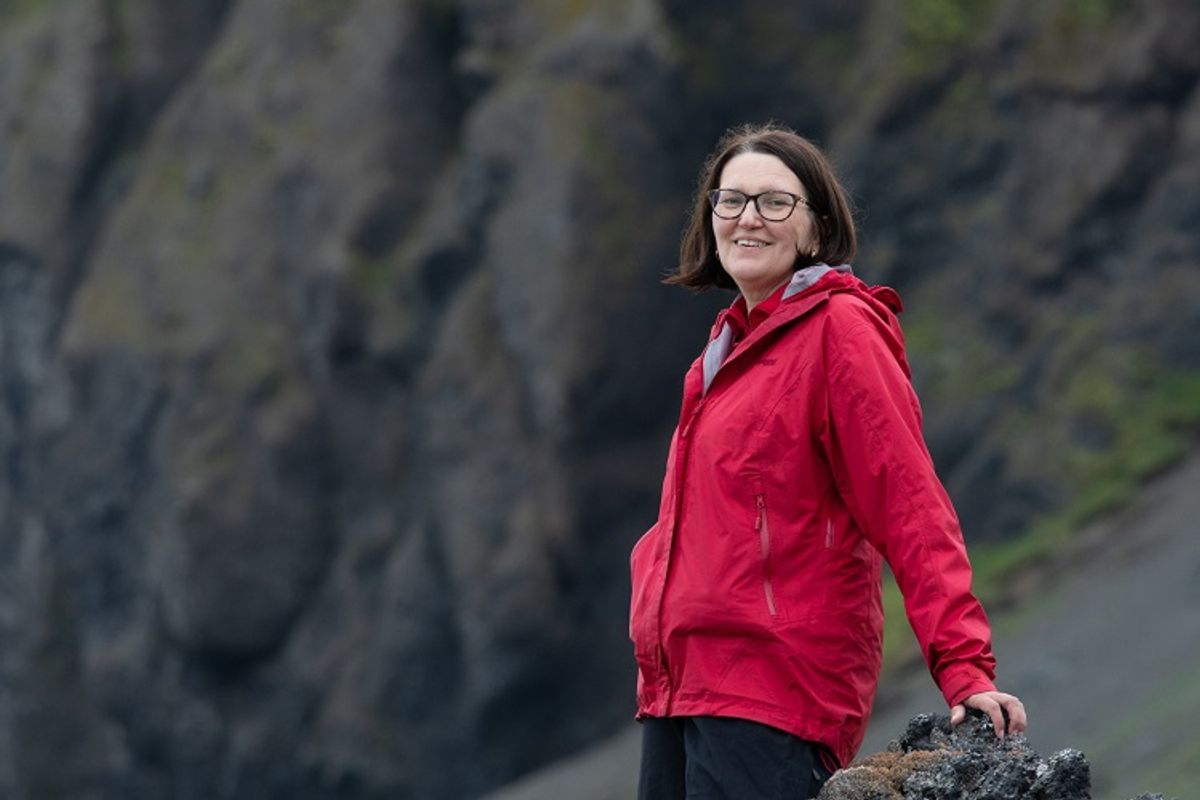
[736,201,764,226]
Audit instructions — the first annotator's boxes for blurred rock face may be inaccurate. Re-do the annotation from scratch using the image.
[0,1,1198,798]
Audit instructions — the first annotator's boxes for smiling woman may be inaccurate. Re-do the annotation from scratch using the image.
[669,124,857,299]
[710,153,820,309]
[630,123,1025,799]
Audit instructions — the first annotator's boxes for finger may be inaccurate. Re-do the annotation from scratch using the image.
[986,692,1026,734]
[950,704,964,727]
[973,697,1005,738]
[1002,696,1027,734]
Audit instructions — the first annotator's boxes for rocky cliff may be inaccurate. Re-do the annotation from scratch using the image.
[1,1,1198,798]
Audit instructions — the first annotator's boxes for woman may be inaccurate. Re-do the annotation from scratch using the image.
[628,124,1026,799]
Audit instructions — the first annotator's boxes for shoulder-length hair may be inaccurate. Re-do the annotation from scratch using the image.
[667,123,857,290]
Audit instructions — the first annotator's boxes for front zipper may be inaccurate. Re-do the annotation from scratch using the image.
[825,517,835,548]
[680,398,705,438]
[754,494,778,617]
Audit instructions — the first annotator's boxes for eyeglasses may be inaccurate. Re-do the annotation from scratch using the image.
[708,189,811,221]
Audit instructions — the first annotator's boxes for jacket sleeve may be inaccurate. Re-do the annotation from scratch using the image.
[820,304,997,706]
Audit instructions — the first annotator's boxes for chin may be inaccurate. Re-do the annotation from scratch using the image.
[729,267,790,287]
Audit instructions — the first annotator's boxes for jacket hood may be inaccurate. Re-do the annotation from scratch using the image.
[703,264,909,394]
[791,264,903,319]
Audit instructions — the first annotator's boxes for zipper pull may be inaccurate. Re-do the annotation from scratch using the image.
[755,494,765,530]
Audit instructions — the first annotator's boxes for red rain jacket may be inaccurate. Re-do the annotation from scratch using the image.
[629,269,996,767]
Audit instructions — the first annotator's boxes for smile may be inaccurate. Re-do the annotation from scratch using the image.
[735,239,769,248]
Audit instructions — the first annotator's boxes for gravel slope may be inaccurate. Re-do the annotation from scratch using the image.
[862,449,1200,799]
[479,449,1200,800]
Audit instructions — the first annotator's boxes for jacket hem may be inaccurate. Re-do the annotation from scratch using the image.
[655,693,859,768]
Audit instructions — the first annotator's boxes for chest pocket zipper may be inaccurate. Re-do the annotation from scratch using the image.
[754,494,778,617]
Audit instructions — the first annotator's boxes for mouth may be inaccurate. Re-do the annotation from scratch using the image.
[735,239,770,248]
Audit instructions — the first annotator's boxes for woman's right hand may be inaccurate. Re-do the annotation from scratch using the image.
[950,691,1027,738]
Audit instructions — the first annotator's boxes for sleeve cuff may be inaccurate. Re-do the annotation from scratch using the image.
[938,665,997,707]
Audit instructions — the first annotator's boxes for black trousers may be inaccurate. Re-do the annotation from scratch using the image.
[637,716,833,800]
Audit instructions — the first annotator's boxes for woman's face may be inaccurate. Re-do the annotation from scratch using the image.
[713,152,817,305]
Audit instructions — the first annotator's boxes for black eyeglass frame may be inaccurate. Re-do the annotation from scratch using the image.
[708,189,813,221]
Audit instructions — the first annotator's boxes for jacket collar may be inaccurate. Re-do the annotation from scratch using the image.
[783,263,853,300]
[710,264,855,338]
[702,265,855,394]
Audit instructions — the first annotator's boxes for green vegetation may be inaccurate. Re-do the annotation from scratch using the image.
[110,0,138,73]
[526,0,617,36]
[896,0,1131,81]
[348,237,424,357]
[0,0,60,28]
[208,34,254,84]
[544,75,675,287]
[1062,0,1130,28]
[1029,0,1133,74]
[881,573,918,669]
[210,320,289,398]
[1086,666,1200,797]
[926,72,1001,146]
[67,262,152,350]
[1061,362,1200,519]
[900,0,996,73]
[904,310,1020,402]
[882,362,1200,673]
[349,253,397,297]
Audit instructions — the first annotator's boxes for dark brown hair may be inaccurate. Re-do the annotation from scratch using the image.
[667,123,857,290]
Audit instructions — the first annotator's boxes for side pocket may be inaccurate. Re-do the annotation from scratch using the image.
[754,494,778,617]
[629,524,658,641]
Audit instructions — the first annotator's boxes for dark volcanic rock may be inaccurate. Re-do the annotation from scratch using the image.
[819,711,1167,800]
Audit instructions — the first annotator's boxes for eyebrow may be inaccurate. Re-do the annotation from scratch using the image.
[717,185,803,193]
